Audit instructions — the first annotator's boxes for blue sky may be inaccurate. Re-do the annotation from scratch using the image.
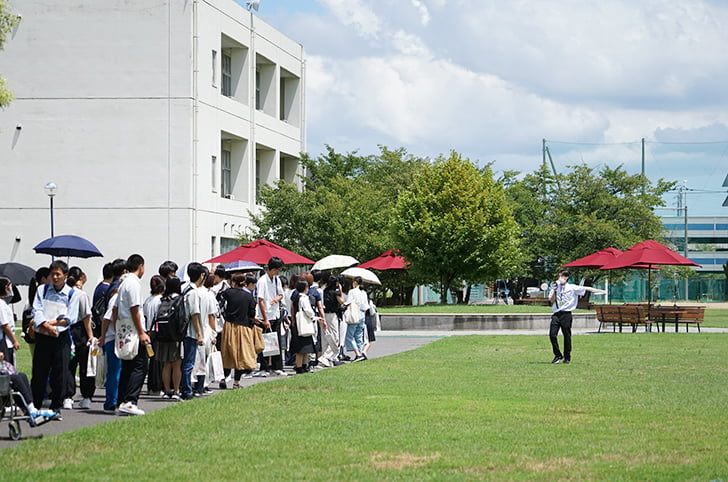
[244,0,728,215]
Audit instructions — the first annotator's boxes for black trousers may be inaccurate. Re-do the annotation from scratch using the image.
[31,331,71,411]
[118,347,149,405]
[549,311,573,360]
[66,342,96,400]
[258,318,283,371]
[10,372,33,413]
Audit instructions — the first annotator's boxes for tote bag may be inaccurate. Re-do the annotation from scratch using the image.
[262,331,280,357]
[114,318,139,360]
[296,310,315,337]
[344,301,360,325]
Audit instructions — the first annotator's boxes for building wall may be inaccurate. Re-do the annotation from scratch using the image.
[661,215,728,272]
[0,0,304,288]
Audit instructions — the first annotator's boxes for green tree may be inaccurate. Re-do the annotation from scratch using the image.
[392,151,523,303]
[505,163,675,285]
[0,0,19,109]
[247,145,427,264]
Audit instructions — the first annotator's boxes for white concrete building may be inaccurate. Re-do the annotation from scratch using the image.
[0,0,305,283]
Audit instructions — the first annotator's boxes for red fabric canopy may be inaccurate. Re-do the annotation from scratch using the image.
[204,239,314,265]
[563,248,623,268]
[358,250,408,270]
[599,240,699,270]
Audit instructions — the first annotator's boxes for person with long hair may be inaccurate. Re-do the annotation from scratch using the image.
[0,276,21,366]
[143,275,166,396]
[158,276,183,400]
[290,279,317,374]
[219,273,258,388]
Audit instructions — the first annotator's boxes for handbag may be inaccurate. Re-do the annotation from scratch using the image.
[114,318,140,360]
[262,331,280,357]
[344,301,360,325]
[86,346,98,377]
[207,347,224,382]
[253,325,265,354]
[95,346,107,388]
[296,310,315,337]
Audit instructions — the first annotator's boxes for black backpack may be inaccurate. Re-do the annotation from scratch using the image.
[153,286,193,342]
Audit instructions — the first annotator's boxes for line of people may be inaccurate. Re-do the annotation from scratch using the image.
[2,254,378,421]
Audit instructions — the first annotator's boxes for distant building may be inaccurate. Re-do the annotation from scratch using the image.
[661,216,728,272]
[0,0,305,278]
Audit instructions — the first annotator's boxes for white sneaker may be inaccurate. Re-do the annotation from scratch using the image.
[118,402,145,416]
[273,369,288,377]
[79,398,92,409]
[63,398,74,410]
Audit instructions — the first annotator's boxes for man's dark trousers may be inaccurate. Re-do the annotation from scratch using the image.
[549,310,572,360]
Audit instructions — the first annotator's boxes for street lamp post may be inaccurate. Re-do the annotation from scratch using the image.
[44,182,57,238]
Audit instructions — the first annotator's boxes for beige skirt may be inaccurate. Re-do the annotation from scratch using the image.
[221,323,257,371]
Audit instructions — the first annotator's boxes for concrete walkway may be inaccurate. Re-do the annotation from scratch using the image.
[2,326,726,448]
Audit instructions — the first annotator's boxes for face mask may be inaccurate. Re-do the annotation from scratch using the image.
[557,278,567,285]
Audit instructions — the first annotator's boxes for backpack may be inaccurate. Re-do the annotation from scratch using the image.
[154,285,193,342]
[90,286,111,338]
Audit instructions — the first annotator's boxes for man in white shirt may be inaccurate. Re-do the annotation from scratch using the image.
[31,260,80,416]
[548,269,606,364]
[180,262,205,399]
[114,254,149,415]
[256,257,285,375]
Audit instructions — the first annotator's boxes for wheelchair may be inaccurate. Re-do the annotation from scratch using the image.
[0,374,56,441]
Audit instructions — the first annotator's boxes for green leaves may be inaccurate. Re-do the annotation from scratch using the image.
[392,152,524,302]
[0,0,19,109]
[505,162,675,281]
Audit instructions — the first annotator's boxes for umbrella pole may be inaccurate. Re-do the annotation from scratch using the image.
[647,264,653,319]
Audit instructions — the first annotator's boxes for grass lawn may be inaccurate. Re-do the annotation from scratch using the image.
[2,334,728,480]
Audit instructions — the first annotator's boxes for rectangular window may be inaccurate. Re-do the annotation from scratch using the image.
[211,155,217,193]
[280,77,286,120]
[255,69,261,110]
[212,50,217,87]
[221,149,232,198]
[222,52,232,97]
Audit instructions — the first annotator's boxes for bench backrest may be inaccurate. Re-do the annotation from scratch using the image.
[595,305,643,323]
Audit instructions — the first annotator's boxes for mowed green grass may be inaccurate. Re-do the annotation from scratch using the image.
[2,334,728,480]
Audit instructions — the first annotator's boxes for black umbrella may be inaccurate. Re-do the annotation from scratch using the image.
[33,234,103,258]
[0,262,36,285]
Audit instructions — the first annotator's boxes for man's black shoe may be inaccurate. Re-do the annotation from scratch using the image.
[551,355,563,364]
[563,359,571,365]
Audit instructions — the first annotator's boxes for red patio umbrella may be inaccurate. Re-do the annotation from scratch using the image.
[204,239,314,265]
[563,247,623,269]
[563,247,656,303]
[358,250,408,270]
[599,240,698,270]
[600,240,699,308]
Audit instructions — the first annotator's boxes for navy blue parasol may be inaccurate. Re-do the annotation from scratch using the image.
[33,235,103,259]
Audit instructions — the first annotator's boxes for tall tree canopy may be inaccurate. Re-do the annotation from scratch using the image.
[504,163,675,282]
[0,0,18,109]
[248,145,427,263]
[392,151,523,303]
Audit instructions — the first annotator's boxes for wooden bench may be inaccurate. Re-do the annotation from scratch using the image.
[648,306,705,333]
[595,305,652,333]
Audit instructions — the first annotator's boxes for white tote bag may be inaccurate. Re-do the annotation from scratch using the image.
[344,301,360,325]
[114,318,139,360]
[296,310,315,337]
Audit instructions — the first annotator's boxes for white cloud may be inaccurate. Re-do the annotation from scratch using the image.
[319,0,381,39]
[410,0,431,26]
[267,0,728,213]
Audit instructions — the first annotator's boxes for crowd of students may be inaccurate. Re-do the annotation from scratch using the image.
[0,254,378,421]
